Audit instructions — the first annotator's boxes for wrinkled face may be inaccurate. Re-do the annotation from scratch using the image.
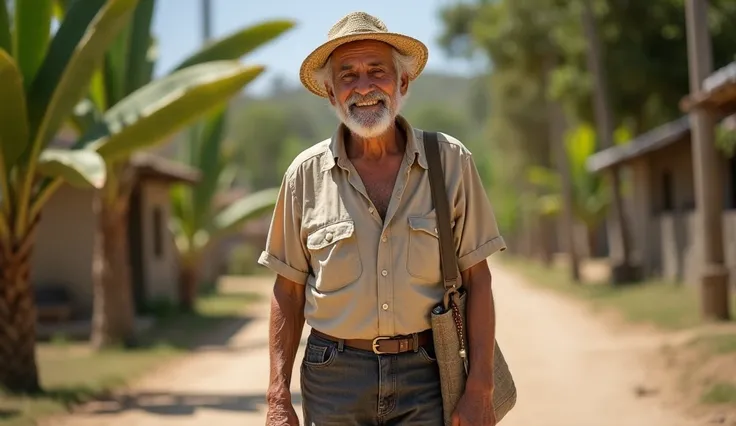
[325,40,409,138]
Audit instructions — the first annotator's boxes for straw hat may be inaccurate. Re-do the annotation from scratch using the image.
[299,12,429,98]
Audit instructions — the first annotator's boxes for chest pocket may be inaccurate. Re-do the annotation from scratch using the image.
[306,220,362,292]
[407,214,443,283]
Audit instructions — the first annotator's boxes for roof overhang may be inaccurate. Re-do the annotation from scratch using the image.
[130,152,201,185]
[586,116,691,173]
[681,61,736,115]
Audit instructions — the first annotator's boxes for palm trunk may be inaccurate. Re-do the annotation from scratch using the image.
[178,258,199,312]
[0,218,41,393]
[90,167,136,350]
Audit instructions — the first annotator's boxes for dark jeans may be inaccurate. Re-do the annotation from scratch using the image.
[300,332,444,426]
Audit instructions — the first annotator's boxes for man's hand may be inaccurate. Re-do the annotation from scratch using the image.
[451,386,496,426]
[266,276,305,425]
[265,396,299,426]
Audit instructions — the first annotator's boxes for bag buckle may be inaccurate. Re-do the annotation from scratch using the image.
[371,336,391,354]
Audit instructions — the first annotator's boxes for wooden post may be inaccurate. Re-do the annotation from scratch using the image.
[201,0,212,42]
[685,0,730,320]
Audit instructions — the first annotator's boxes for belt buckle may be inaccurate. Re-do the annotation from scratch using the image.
[371,336,391,354]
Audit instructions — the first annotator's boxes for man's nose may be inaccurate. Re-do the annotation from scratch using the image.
[353,76,375,96]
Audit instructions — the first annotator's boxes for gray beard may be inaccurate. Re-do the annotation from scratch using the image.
[333,89,406,139]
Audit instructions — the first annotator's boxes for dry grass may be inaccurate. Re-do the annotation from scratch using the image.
[500,255,718,330]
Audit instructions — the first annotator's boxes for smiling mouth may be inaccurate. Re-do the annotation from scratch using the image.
[351,99,384,109]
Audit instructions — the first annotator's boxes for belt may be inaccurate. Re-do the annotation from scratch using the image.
[311,329,433,355]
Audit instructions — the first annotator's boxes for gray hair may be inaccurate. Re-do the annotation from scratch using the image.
[312,48,417,91]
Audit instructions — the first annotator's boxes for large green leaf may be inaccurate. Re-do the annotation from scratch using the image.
[36,148,106,189]
[13,0,53,87]
[170,184,195,238]
[0,1,11,55]
[103,21,131,106]
[82,61,265,161]
[89,67,108,110]
[192,108,226,227]
[210,187,279,239]
[124,0,155,95]
[0,49,29,170]
[69,98,102,134]
[25,0,139,163]
[171,20,295,71]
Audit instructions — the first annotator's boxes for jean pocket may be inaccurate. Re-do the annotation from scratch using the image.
[303,341,337,367]
[418,345,437,363]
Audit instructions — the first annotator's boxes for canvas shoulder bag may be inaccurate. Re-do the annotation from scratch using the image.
[423,130,517,425]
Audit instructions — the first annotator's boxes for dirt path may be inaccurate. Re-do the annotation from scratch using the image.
[42,261,700,426]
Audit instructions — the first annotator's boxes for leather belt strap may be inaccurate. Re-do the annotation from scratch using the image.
[311,329,433,355]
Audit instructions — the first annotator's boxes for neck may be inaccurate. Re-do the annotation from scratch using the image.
[345,121,405,161]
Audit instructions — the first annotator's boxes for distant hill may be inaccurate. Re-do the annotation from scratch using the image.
[152,72,490,191]
[229,72,488,140]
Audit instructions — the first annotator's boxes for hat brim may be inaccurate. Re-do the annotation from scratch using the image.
[299,32,429,98]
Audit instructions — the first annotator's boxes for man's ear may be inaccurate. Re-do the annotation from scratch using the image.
[399,73,409,96]
[326,84,336,106]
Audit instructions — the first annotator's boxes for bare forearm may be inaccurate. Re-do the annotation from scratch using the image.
[463,261,496,391]
[267,276,305,404]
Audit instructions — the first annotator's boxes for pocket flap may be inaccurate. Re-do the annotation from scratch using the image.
[307,221,355,250]
[408,216,439,238]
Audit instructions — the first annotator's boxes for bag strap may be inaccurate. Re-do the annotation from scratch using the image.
[423,131,459,291]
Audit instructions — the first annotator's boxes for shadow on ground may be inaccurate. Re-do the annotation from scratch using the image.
[37,290,262,351]
[0,409,20,419]
[72,392,303,416]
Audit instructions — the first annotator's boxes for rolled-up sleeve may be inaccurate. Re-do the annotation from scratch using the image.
[257,172,310,284]
[453,154,507,271]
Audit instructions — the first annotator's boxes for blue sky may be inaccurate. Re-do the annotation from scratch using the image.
[151,0,486,95]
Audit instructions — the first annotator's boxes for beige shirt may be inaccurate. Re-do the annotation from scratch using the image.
[258,116,506,339]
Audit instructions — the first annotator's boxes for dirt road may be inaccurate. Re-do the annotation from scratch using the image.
[43,261,700,426]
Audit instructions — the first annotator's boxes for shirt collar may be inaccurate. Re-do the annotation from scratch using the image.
[323,115,429,171]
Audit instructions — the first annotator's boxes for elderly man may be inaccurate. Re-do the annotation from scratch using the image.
[259,11,506,426]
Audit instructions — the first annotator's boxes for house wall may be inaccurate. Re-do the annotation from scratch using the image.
[657,211,736,288]
[31,185,96,317]
[627,136,736,287]
[139,180,180,304]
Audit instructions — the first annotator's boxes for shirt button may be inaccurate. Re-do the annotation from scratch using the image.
[369,207,375,214]
[381,270,388,277]
[382,303,389,310]
[381,236,387,243]
[325,232,333,242]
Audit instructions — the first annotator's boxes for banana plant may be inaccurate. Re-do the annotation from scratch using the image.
[527,123,633,253]
[57,0,294,347]
[170,109,279,310]
[0,0,142,393]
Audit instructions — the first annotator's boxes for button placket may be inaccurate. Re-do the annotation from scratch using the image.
[377,226,394,335]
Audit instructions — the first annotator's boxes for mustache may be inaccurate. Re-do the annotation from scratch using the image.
[346,91,390,107]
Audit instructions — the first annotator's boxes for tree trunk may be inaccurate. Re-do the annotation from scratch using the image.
[0,218,41,393]
[178,258,199,312]
[543,54,580,282]
[581,0,635,277]
[587,224,599,258]
[90,193,136,350]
